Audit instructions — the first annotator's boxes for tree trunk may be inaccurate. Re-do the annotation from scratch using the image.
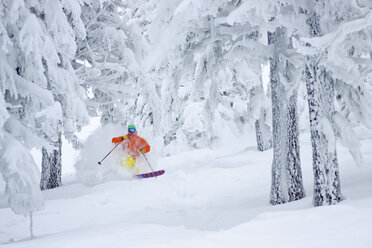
[255,109,272,151]
[286,94,304,201]
[40,132,62,190]
[306,5,342,206]
[29,212,34,239]
[269,27,304,205]
[305,63,342,206]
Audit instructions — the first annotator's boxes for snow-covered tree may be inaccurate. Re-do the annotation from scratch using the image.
[213,0,307,204]
[75,0,145,129]
[1,0,88,230]
[300,0,372,206]
[0,0,46,236]
[147,0,274,151]
[237,0,372,207]
[0,0,49,214]
[22,0,89,190]
[0,134,44,238]
[304,5,343,205]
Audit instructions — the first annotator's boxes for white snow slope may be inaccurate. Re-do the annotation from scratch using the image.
[1,129,372,248]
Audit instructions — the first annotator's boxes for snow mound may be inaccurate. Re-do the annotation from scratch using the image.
[74,125,131,185]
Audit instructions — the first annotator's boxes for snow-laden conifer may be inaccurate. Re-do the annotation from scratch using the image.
[147,0,274,150]
[75,0,143,129]
[0,0,48,217]
[22,0,89,190]
[0,0,88,225]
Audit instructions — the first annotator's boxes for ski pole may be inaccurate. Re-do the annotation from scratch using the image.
[142,153,155,173]
[98,142,120,165]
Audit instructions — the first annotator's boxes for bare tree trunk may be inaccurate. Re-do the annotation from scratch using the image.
[305,63,342,206]
[269,27,304,205]
[255,109,272,151]
[286,94,304,201]
[40,132,62,190]
[29,211,34,239]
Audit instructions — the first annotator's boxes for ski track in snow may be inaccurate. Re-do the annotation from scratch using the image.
[1,132,372,248]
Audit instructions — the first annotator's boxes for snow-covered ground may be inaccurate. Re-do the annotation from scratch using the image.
[1,128,372,248]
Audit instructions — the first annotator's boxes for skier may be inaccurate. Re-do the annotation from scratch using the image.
[112,124,150,173]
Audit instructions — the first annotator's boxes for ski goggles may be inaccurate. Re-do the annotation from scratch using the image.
[128,128,136,133]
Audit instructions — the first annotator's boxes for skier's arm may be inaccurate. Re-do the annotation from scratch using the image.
[139,138,150,153]
[112,135,128,144]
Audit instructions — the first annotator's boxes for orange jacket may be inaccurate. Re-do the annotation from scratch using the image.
[112,133,150,158]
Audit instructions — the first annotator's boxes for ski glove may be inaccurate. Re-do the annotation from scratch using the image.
[140,148,146,154]
[112,135,128,144]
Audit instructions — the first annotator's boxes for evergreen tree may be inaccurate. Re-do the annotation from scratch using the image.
[75,0,144,128]
[0,1,88,224]
[302,0,372,206]
[148,0,273,150]
[26,0,89,190]
[0,0,47,234]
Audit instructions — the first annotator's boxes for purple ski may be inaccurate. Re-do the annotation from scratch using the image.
[134,169,165,179]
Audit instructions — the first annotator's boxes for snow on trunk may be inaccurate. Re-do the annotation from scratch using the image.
[269,27,304,205]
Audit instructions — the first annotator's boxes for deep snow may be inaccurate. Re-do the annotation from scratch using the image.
[1,128,372,248]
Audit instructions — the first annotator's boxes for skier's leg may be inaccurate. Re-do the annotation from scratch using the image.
[121,155,135,169]
[132,158,140,174]
[120,155,140,174]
